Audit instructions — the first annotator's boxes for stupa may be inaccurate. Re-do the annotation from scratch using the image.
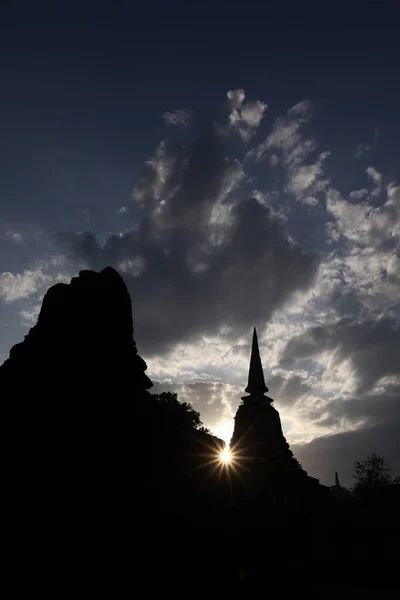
[229,328,328,512]
[230,328,299,471]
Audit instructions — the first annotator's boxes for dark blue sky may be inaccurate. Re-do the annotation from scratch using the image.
[1,0,399,230]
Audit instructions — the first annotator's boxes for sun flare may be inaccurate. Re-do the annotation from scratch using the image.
[220,448,232,464]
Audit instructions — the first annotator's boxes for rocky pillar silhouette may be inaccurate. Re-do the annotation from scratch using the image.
[1,267,154,589]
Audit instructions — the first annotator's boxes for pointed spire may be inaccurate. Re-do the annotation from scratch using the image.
[244,327,269,396]
[335,471,340,487]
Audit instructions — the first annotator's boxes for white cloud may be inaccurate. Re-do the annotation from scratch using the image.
[349,188,369,200]
[162,109,192,127]
[322,181,400,316]
[225,89,267,142]
[252,189,287,221]
[132,140,177,209]
[287,151,330,196]
[327,182,400,248]
[226,89,245,110]
[326,187,372,242]
[254,99,314,165]
[117,206,128,214]
[118,257,145,276]
[19,304,41,327]
[342,247,400,312]
[366,165,382,197]
[251,100,330,201]
[0,269,53,302]
[287,99,313,119]
[0,258,73,304]
[301,196,318,206]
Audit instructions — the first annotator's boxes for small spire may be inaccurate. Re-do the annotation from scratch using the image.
[244,327,269,395]
[335,471,340,487]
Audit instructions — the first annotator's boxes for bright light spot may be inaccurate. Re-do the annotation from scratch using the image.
[220,448,231,464]
[212,420,234,446]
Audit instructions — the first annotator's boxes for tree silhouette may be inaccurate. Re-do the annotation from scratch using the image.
[152,391,210,432]
[352,453,393,495]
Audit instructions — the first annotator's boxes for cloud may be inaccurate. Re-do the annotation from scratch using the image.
[325,182,400,313]
[19,304,41,327]
[267,300,400,484]
[349,188,369,200]
[253,99,315,165]
[162,109,192,127]
[267,369,313,406]
[280,316,400,394]
[225,89,267,142]
[254,173,400,464]
[132,135,244,233]
[301,196,319,206]
[0,258,74,303]
[328,167,384,214]
[62,196,319,358]
[5,231,23,243]
[252,100,330,201]
[366,165,382,197]
[327,182,400,250]
[117,257,146,276]
[3,88,397,487]
[269,218,400,429]
[131,139,179,211]
[314,382,400,430]
[53,93,399,471]
[59,95,320,357]
[287,151,330,196]
[252,189,288,221]
[0,269,53,302]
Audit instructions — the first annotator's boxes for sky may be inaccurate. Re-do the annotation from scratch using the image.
[1,0,399,486]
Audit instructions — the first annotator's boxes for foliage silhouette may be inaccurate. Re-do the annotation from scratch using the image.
[352,453,394,495]
[151,391,210,432]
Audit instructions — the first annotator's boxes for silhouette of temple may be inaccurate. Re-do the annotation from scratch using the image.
[0,270,326,520]
[229,327,328,520]
[3,267,398,590]
[231,327,298,467]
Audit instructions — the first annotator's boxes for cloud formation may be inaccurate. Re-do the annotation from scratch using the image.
[1,90,399,485]
[0,268,56,303]
[251,99,330,202]
[162,109,192,127]
[280,316,400,396]
[326,181,400,313]
[225,89,267,142]
[58,93,320,357]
